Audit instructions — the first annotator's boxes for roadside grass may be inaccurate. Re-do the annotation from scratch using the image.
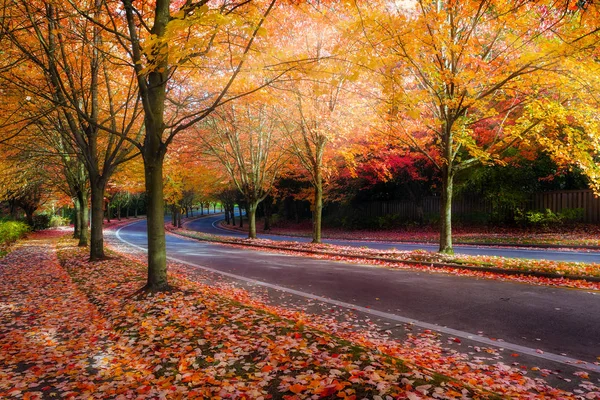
[171,228,600,290]
[218,219,600,248]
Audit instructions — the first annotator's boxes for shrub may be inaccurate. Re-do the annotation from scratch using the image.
[558,207,584,223]
[49,215,69,227]
[32,214,52,230]
[514,208,562,228]
[0,220,30,251]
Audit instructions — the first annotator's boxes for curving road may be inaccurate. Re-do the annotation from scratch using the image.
[117,218,600,373]
[186,214,600,263]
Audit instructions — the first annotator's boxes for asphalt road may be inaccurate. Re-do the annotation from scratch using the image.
[186,214,600,263]
[117,219,600,369]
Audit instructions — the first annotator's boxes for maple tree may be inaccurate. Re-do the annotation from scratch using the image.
[355,0,600,253]
[198,98,289,238]
[2,0,142,259]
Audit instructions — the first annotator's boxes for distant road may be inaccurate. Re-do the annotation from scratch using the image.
[186,214,600,263]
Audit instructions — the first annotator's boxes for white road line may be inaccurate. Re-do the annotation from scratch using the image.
[115,223,600,374]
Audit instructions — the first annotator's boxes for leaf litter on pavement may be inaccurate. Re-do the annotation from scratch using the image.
[0,230,598,399]
[171,228,600,291]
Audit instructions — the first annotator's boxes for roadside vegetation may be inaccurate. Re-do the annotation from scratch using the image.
[0,220,29,257]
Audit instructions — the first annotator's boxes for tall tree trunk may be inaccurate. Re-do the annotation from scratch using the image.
[106,200,111,223]
[126,205,129,219]
[117,202,122,221]
[439,166,454,254]
[263,200,271,231]
[171,205,177,227]
[78,190,89,247]
[312,171,323,244]
[89,183,106,260]
[239,205,244,228]
[230,206,236,225]
[247,200,258,239]
[144,154,169,291]
[73,197,81,239]
[177,208,182,228]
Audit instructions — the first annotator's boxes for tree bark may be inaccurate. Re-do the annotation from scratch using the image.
[312,171,323,244]
[230,205,236,225]
[73,197,81,239]
[89,183,106,260]
[439,166,454,254]
[263,200,272,231]
[78,190,89,247]
[144,154,169,291]
[247,201,258,239]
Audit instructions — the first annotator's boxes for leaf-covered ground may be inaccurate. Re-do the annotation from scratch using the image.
[219,219,600,249]
[1,231,598,398]
[173,228,600,291]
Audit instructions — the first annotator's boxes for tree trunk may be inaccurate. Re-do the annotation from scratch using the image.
[117,202,121,221]
[247,201,258,239]
[230,205,236,225]
[177,208,182,228]
[239,205,244,228]
[439,166,454,254]
[144,154,169,291]
[89,183,106,260]
[126,205,129,219]
[171,205,177,227]
[312,172,323,244]
[78,190,89,247]
[105,200,111,223]
[294,200,300,223]
[263,200,272,231]
[73,197,81,239]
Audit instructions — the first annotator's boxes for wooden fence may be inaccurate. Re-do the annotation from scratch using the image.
[531,190,600,223]
[360,189,600,223]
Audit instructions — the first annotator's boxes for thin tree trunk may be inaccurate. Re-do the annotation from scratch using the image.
[78,190,89,247]
[117,202,121,221]
[73,197,81,239]
[89,183,105,260]
[247,201,258,239]
[263,201,271,231]
[439,166,454,254]
[106,200,111,223]
[239,205,244,228]
[312,172,323,244]
[231,206,236,225]
[171,205,177,227]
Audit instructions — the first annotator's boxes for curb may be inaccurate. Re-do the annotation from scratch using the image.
[213,221,600,252]
[168,228,600,284]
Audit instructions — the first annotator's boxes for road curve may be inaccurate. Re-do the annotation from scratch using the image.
[186,214,600,263]
[117,219,600,368]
